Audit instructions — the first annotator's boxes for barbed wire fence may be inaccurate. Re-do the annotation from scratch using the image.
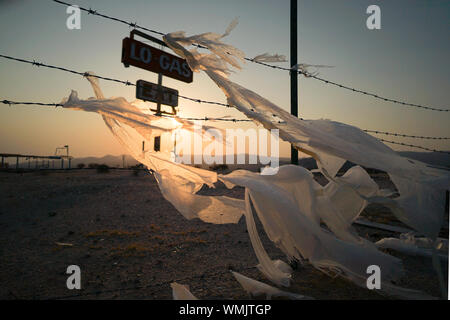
[362,130,450,140]
[2,99,449,154]
[52,0,450,113]
[374,138,450,154]
[0,0,448,301]
[0,3,448,153]
[0,54,237,109]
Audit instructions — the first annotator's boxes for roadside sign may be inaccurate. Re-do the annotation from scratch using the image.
[136,80,178,107]
[122,37,193,83]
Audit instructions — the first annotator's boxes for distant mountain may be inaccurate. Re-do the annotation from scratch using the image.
[68,151,450,170]
[9,154,137,169]
[12,151,448,170]
[71,154,140,168]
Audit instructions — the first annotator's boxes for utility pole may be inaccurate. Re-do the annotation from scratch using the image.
[290,0,299,165]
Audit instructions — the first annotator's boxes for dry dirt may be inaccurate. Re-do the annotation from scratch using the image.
[0,169,447,300]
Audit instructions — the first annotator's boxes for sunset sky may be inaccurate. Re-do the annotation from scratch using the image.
[0,0,449,159]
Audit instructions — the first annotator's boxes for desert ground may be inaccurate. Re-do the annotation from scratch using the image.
[0,168,447,299]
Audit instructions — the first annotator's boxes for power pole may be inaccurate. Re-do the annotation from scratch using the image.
[290,0,299,165]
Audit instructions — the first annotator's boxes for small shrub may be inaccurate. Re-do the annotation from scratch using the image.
[96,164,110,173]
[77,163,85,169]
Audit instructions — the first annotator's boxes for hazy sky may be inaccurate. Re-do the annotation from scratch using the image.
[0,0,449,158]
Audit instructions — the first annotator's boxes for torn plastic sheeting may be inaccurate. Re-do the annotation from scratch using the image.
[62,75,247,225]
[164,26,448,178]
[291,63,335,76]
[75,76,220,182]
[231,271,313,300]
[164,29,449,241]
[155,169,244,224]
[243,188,292,287]
[64,75,437,298]
[220,165,405,291]
[171,282,198,300]
[370,174,447,239]
[221,17,239,39]
[227,165,376,245]
[56,21,448,297]
[251,53,287,63]
[63,90,174,141]
[323,165,380,224]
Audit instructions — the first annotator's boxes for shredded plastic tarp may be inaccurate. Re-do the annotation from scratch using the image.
[163,26,448,297]
[163,27,449,241]
[58,21,449,299]
[171,282,198,300]
[291,63,335,76]
[221,166,406,291]
[222,17,239,39]
[62,76,246,225]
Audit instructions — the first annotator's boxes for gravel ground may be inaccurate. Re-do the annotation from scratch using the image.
[0,169,447,300]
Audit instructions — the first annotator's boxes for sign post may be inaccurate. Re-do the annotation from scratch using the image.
[122,30,193,83]
[156,73,163,115]
[122,30,192,116]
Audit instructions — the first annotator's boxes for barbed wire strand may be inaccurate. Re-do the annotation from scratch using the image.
[1,100,63,108]
[3,53,449,133]
[308,75,448,112]
[53,0,165,36]
[376,138,449,154]
[0,99,255,123]
[363,129,449,140]
[166,115,253,122]
[2,99,449,154]
[51,0,449,113]
[0,53,235,108]
[0,54,134,86]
